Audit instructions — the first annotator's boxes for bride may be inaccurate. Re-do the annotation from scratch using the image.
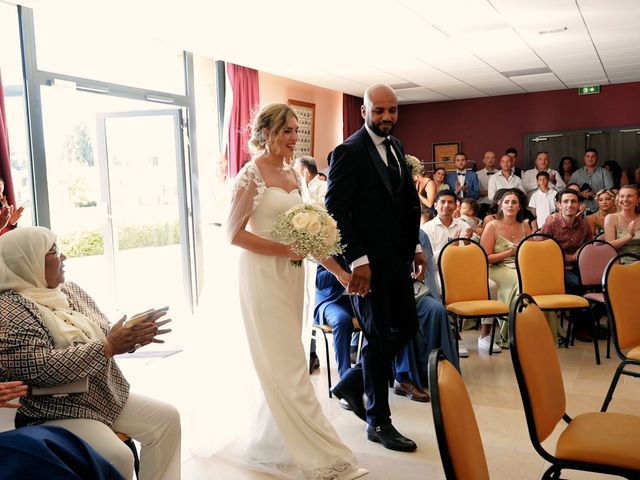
[224,103,367,480]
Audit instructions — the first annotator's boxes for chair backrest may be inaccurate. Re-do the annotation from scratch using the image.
[509,294,566,444]
[439,238,490,305]
[603,253,640,352]
[516,234,565,296]
[577,239,617,287]
[429,349,490,480]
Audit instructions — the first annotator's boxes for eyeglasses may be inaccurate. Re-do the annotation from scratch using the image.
[46,243,60,257]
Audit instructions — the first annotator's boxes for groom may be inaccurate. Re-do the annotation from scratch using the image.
[325,84,425,452]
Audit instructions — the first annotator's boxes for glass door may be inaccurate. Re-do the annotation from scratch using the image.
[97,110,192,313]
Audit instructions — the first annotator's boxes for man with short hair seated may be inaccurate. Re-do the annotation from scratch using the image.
[540,188,594,294]
[540,188,594,341]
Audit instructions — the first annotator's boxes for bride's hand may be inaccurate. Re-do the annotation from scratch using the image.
[336,270,351,289]
[283,245,304,261]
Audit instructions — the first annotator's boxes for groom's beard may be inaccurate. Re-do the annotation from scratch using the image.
[368,119,395,138]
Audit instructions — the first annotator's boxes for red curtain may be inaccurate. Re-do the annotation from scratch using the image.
[342,94,363,140]
[0,70,16,206]
[226,63,260,177]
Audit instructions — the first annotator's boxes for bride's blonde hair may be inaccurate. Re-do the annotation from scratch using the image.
[248,103,297,155]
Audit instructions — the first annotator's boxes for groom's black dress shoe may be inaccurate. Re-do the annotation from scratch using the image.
[331,383,366,422]
[366,423,417,452]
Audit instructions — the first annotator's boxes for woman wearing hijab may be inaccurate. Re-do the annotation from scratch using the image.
[0,226,181,480]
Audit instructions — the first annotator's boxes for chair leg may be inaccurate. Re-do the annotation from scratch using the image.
[451,314,460,360]
[589,306,601,365]
[123,438,140,479]
[488,318,498,356]
[605,314,612,359]
[320,330,333,398]
[601,361,626,411]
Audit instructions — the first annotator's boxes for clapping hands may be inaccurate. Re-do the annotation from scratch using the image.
[105,309,172,356]
[0,196,23,229]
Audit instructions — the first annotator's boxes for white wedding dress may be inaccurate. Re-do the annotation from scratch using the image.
[222,161,364,480]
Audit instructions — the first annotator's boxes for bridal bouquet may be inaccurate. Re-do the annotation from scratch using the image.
[404,154,422,176]
[272,203,343,267]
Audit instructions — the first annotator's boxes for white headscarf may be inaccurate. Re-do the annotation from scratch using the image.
[0,226,105,348]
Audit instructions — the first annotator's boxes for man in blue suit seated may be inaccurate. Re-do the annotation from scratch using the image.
[445,152,480,200]
[314,260,356,380]
[315,232,457,404]
[315,261,429,402]
[412,230,459,385]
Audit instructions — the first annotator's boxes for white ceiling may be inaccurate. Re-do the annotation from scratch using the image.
[23,0,640,103]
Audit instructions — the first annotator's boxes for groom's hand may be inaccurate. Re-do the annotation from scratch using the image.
[348,264,371,297]
[412,252,427,282]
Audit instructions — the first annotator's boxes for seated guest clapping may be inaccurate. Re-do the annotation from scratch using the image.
[0,227,181,480]
[604,184,640,258]
[0,380,125,479]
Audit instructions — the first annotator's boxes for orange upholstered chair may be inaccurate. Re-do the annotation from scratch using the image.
[429,349,489,480]
[601,252,640,412]
[515,234,601,364]
[438,238,509,355]
[509,293,640,479]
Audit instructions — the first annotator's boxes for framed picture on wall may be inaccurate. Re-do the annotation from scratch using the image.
[288,99,315,158]
[432,141,462,170]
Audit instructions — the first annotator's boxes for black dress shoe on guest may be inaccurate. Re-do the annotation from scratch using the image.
[366,423,417,452]
[331,383,366,422]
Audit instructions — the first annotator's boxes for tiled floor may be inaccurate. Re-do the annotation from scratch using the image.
[116,307,640,480]
[107,226,640,479]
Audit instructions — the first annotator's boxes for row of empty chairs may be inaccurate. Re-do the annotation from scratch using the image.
[430,252,640,479]
[438,234,613,363]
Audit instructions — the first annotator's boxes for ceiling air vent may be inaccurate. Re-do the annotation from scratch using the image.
[390,82,419,90]
[500,67,552,78]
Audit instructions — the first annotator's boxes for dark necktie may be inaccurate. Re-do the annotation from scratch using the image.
[486,171,495,175]
[383,138,401,189]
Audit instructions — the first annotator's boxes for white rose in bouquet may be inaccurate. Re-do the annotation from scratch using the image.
[306,212,322,235]
[320,224,338,245]
[291,211,310,230]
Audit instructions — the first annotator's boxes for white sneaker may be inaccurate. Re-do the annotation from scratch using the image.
[478,335,502,354]
[458,340,469,358]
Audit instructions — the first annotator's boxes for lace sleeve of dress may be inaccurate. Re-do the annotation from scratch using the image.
[226,161,266,243]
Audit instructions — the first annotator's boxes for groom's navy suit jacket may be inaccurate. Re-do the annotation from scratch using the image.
[326,126,420,267]
[325,125,421,426]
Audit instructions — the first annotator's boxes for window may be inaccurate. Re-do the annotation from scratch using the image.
[33,3,186,95]
[0,4,34,226]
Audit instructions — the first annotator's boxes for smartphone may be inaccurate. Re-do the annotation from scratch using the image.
[124,306,169,328]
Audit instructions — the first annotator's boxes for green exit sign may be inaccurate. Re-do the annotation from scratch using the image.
[578,85,601,95]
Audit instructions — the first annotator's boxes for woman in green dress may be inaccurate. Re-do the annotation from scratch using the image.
[480,189,532,347]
